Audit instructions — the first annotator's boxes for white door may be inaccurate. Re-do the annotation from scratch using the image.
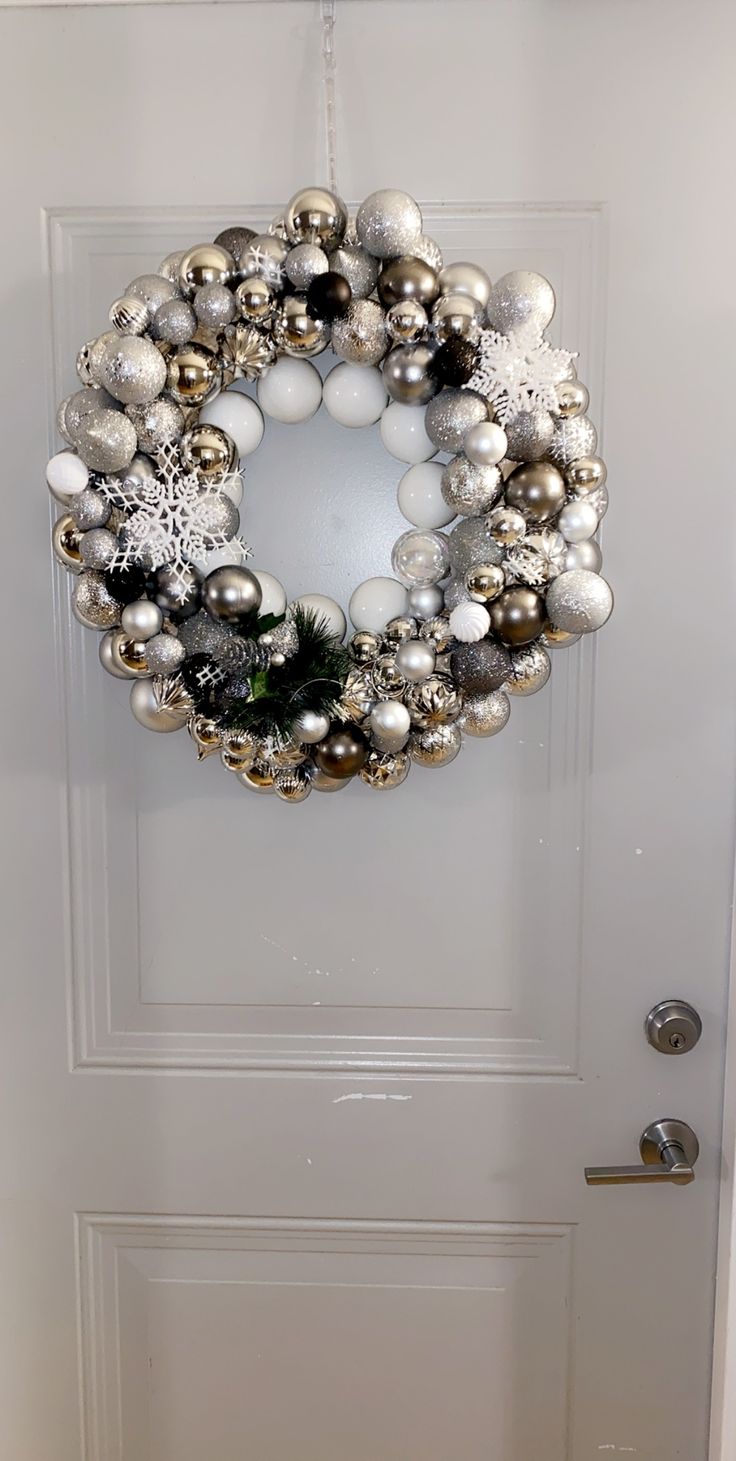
[2,2,734,1458]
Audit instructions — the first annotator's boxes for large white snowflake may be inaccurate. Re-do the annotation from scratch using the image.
[102,442,248,592]
[467,325,576,426]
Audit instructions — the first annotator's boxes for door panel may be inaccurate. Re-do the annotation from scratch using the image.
[2,3,734,1460]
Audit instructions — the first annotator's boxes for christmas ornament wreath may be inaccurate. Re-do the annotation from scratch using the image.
[48,186,613,802]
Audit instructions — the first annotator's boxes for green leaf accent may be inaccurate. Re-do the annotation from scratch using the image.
[220,605,350,743]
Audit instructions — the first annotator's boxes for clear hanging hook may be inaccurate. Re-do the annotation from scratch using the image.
[320,0,339,196]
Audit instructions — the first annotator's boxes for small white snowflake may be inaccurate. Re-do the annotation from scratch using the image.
[244,244,284,288]
[468,324,576,426]
[102,443,248,591]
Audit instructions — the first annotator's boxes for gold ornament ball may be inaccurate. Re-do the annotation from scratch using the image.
[284,187,348,250]
[466,563,505,602]
[458,690,511,738]
[405,673,462,729]
[349,630,382,665]
[180,423,238,476]
[566,454,607,495]
[109,295,149,336]
[274,766,312,803]
[179,243,235,298]
[166,345,221,406]
[238,760,276,793]
[555,380,590,419]
[383,615,418,645]
[114,637,150,678]
[488,586,546,646]
[431,293,482,344]
[273,296,330,357]
[72,571,122,630]
[235,276,278,324]
[188,714,222,759]
[359,749,411,790]
[410,723,463,768]
[488,506,527,548]
[505,461,566,524]
[52,514,83,572]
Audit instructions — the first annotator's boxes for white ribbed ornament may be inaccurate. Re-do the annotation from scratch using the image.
[449,601,491,643]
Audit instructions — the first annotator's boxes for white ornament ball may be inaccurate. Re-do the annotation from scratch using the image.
[294,709,331,744]
[257,357,323,424]
[369,699,411,751]
[557,499,599,543]
[46,451,89,498]
[380,402,436,464]
[545,570,613,634]
[449,601,491,643]
[349,577,409,633]
[394,639,436,682]
[397,462,456,529]
[252,571,287,618]
[199,390,264,458]
[322,363,388,428]
[464,421,508,467]
[292,592,346,641]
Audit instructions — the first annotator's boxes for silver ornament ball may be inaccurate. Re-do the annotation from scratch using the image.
[394,638,436,682]
[331,300,389,366]
[486,270,556,333]
[94,334,168,406]
[144,633,186,676]
[152,298,197,345]
[407,583,444,620]
[545,569,613,633]
[355,189,423,259]
[410,723,463,767]
[202,565,262,621]
[441,456,502,517]
[425,388,488,453]
[458,690,510,738]
[74,408,138,473]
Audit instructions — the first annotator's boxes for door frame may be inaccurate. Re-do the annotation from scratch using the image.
[710,889,736,1459]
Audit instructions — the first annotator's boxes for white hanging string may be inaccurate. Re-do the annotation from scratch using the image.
[320,0,339,195]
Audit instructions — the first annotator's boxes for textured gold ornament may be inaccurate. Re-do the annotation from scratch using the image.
[405,674,462,729]
[220,323,277,385]
[188,714,222,760]
[339,668,376,723]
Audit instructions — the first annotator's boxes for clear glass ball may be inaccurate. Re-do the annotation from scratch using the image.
[391,529,451,588]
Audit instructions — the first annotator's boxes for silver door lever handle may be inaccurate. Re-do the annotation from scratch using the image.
[585,1119,699,1187]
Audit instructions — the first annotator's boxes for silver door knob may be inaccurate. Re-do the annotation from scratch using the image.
[585,1119,699,1187]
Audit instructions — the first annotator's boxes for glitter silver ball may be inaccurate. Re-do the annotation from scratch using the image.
[410,723,462,767]
[62,387,117,445]
[412,235,443,271]
[72,570,122,629]
[330,245,378,300]
[152,298,197,345]
[507,643,552,696]
[194,283,236,332]
[126,398,185,452]
[547,415,598,469]
[94,334,168,406]
[458,689,510,737]
[214,227,257,264]
[544,570,613,634]
[74,408,138,473]
[125,273,179,318]
[356,189,423,259]
[143,633,186,676]
[158,251,187,284]
[359,749,411,790]
[285,243,329,289]
[441,456,502,517]
[424,388,488,452]
[79,527,118,570]
[190,493,240,543]
[443,577,472,610]
[449,517,504,576]
[486,270,556,334]
[177,610,234,659]
[70,488,111,531]
[503,409,555,463]
[331,300,389,366]
[451,639,511,693]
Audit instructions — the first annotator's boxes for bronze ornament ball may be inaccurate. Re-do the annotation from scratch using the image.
[488,586,546,646]
[505,461,566,523]
[314,727,369,779]
[202,566,263,622]
[377,256,439,309]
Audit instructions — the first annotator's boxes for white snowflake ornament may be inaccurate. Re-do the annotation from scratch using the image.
[467,324,576,427]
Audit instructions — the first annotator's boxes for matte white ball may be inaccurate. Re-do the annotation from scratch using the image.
[369,699,411,750]
[349,577,409,633]
[449,601,491,642]
[397,462,456,529]
[257,357,322,423]
[252,571,287,618]
[292,593,346,641]
[464,421,508,467]
[199,390,264,458]
[120,599,163,641]
[46,450,89,498]
[557,499,599,543]
[323,363,388,427]
[380,402,436,464]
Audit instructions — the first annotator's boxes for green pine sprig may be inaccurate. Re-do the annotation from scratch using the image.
[221,604,349,742]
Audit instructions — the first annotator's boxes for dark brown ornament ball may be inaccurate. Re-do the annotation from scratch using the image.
[314,726,368,779]
[489,587,546,646]
[505,461,566,524]
[450,639,511,693]
[306,271,352,321]
[430,337,480,387]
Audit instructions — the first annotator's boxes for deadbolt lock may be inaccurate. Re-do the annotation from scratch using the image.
[645,999,702,1055]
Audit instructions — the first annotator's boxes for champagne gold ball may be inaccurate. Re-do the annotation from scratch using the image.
[273,295,330,357]
[466,564,505,602]
[52,514,83,572]
[166,345,221,406]
[505,461,566,523]
[180,424,238,476]
[179,243,235,298]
